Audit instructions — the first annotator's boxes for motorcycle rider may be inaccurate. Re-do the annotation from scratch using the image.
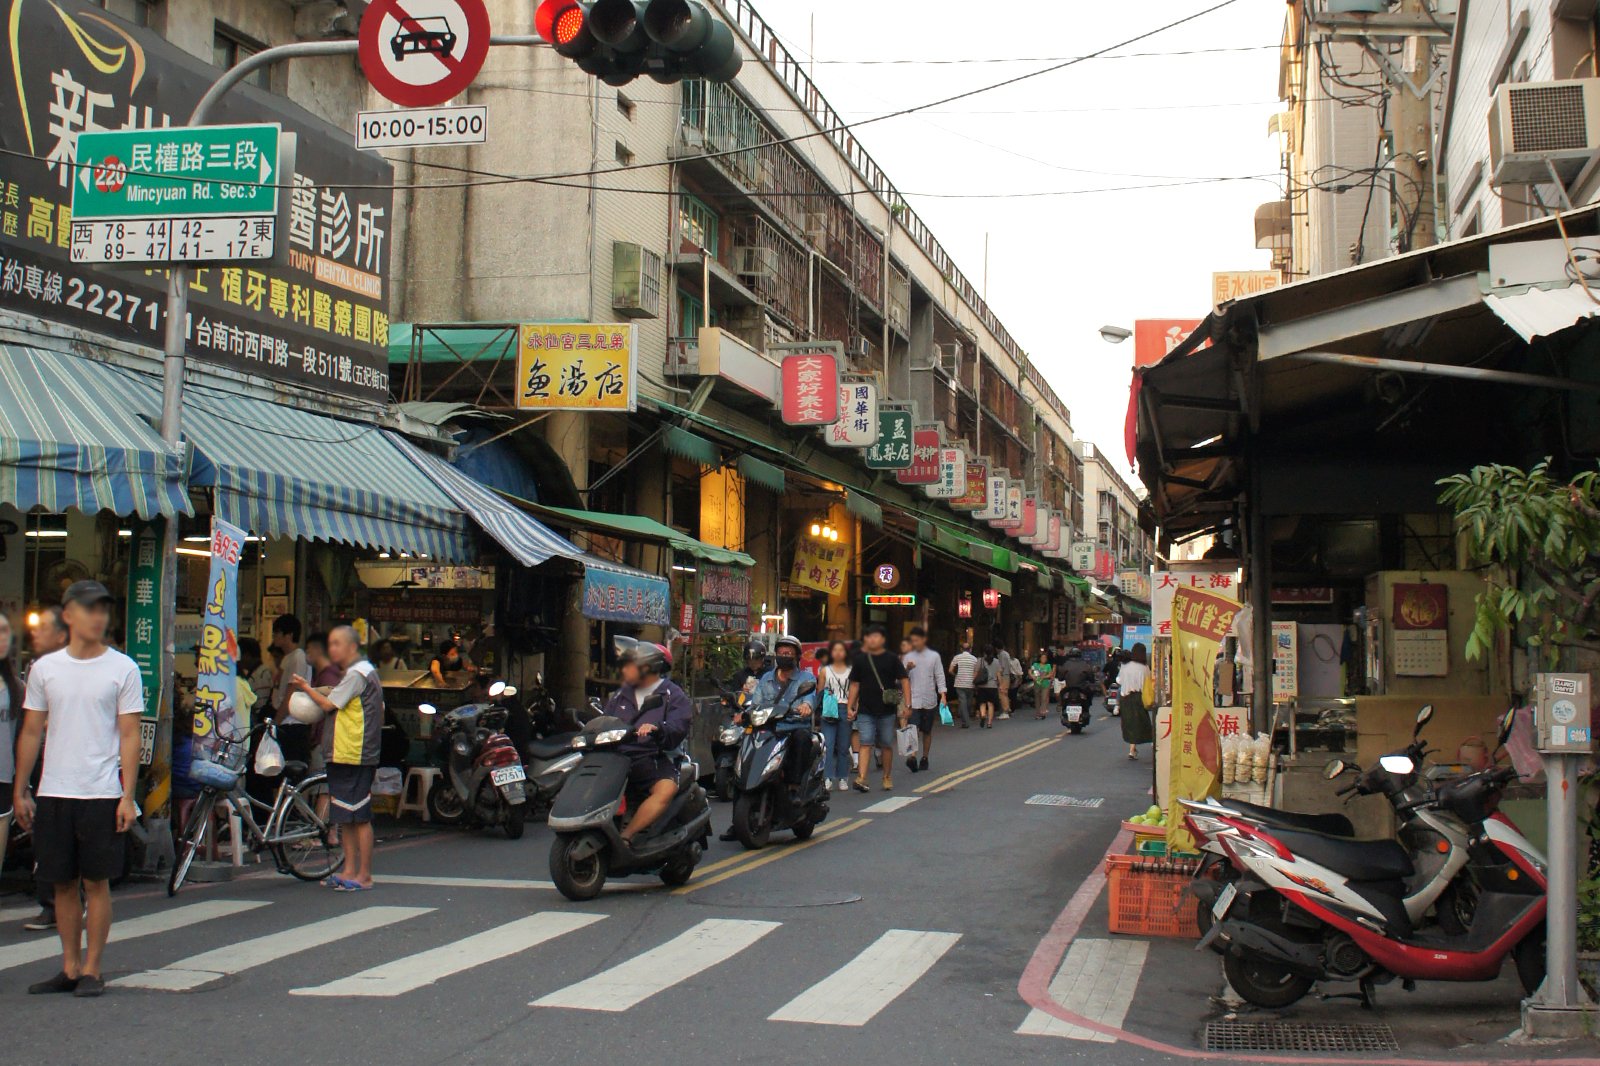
[731,639,768,700]
[1055,646,1102,703]
[717,636,815,842]
[603,639,693,849]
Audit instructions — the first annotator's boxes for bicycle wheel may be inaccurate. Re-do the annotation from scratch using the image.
[169,792,217,897]
[272,777,344,882]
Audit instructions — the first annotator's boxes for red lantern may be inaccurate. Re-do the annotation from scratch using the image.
[982,588,1002,610]
[958,593,973,619]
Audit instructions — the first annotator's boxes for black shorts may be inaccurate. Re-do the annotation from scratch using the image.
[627,753,678,792]
[33,796,124,883]
[326,764,376,824]
[911,707,939,733]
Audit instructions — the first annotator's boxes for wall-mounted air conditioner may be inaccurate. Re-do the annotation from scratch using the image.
[1489,78,1600,185]
[733,245,778,278]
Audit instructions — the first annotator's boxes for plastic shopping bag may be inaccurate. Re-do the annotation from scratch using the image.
[939,703,954,727]
[895,723,920,758]
[254,726,285,777]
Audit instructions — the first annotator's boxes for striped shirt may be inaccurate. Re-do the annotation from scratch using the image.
[950,651,980,689]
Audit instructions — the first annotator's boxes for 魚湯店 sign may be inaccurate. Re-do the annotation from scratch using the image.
[780,352,840,425]
[895,425,943,485]
[69,124,282,264]
[517,323,638,412]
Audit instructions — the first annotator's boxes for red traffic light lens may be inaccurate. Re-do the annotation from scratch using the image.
[536,0,579,42]
[554,5,586,45]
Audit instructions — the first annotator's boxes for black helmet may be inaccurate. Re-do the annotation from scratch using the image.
[774,634,802,657]
[614,635,671,676]
[744,638,768,662]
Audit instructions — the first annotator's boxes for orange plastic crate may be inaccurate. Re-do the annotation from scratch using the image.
[1105,854,1201,939]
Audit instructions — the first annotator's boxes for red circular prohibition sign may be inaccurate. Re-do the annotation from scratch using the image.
[360,0,491,108]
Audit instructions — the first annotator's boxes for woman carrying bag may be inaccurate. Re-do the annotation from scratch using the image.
[818,640,854,792]
[1118,642,1154,760]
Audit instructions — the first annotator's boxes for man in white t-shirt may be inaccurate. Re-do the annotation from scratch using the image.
[11,580,143,998]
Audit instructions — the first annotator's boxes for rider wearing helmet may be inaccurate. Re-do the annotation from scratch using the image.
[759,636,819,714]
[604,636,693,847]
[1054,644,1101,697]
[732,638,769,698]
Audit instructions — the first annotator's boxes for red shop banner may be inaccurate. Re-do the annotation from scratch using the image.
[895,426,943,485]
[780,353,840,425]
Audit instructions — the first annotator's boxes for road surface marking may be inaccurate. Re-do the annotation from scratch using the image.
[0,903,40,923]
[860,796,921,814]
[377,874,655,892]
[533,918,779,1012]
[769,929,961,1026]
[291,911,604,997]
[1017,937,1148,1041]
[115,906,432,991]
[1025,795,1105,809]
[672,819,868,895]
[0,899,267,973]
[914,736,1056,794]
[921,736,1062,794]
[687,817,861,882]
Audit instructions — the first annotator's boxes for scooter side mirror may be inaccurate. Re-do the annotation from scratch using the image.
[589,696,604,714]
[1323,759,1347,780]
[1497,706,1517,747]
[1413,703,1434,737]
[534,671,544,686]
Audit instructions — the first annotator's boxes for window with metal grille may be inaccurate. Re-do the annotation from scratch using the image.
[678,193,719,253]
[1509,83,1589,153]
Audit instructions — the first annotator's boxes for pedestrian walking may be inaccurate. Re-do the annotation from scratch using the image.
[974,645,999,728]
[847,624,909,792]
[1118,643,1154,760]
[11,581,145,997]
[291,626,382,891]
[948,643,979,729]
[903,627,946,772]
[818,640,854,791]
[1029,649,1055,719]
[18,606,68,931]
[994,643,1019,719]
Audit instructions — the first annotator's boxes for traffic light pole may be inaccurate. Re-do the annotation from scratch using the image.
[149,34,544,848]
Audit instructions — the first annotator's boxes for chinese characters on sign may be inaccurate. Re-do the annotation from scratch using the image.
[924,447,968,499]
[582,567,670,626]
[873,563,899,589]
[124,520,164,749]
[193,518,245,753]
[865,407,913,469]
[1133,319,1206,369]
[366,589,483,626]
[697,564,752,636]
[950,461,988,511]
[1043,511,1063,555]
[894,426,943,485]
[1165,584,1241,853]
[978,474,1008,521]
[1071,540,1095,573]
[779,352,839,426]
[1014,495,1038,539]
[824,381,877,447]
[791,535,848,595]
[516,323,638,411]
[0,0,395,400]
[1212,270,1281,310]
[1151,570,1239,638]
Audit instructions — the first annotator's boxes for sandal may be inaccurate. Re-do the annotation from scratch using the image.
[334,880,374,892]
[852,779,871,793]
[324,875,360,889]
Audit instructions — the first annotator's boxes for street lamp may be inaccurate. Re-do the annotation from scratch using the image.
[1099,325,1132,344]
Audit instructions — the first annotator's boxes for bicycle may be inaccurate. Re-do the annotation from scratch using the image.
[169,722,344,896]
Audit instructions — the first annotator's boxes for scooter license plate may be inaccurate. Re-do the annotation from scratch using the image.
[491,765,527,786]
[1065,706,1084,721]
[1212,882,1238,920]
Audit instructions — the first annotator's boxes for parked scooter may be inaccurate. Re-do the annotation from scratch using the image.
[1105,680,1121,717]
[1060,684,1094,733]
[1188,708,1546,1009]
[420,694,530,839]
[730,672,829,849]
[547,697,712,900]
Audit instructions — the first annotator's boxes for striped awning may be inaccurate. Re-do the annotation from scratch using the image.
[0,345,190,518]
[387,432,584,568]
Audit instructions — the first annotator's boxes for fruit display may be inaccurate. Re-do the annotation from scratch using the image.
[1126,804,1169,828]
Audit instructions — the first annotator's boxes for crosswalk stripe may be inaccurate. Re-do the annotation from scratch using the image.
[0,903,39,923]
[534,918,780,1012]
[290,911,605,998]
[860,796,920,815]
[114,906,433,991]
[377,875,654,892]
[1016,938,1148,1041]
[768,929,961,1026]
[0,899,267,974]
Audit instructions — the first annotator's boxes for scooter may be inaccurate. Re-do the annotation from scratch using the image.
[1105,680,1121,717]
[421,695,530,839]
[1060,684,1094,733]
[730,677,829,849]
[1191,709,1546,1009]
[710,679,747,802]
[546,698,712,900]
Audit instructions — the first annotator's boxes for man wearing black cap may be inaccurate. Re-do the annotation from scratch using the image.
[10,580,144,998]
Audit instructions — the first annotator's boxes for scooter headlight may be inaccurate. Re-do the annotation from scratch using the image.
[749,708,774,727]
[719,727,740,744]
[571,735,588,748]
[593,728,629,745]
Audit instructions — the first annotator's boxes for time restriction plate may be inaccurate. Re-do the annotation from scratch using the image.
[69,123,282,265]
[356,104,488,149]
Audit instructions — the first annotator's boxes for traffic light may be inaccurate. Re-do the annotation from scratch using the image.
[535,0,742,86]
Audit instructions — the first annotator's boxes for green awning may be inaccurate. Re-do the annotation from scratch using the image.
[847,489,882,528]
[1035,570,1056,592]
[988,575,1013,597]
[737,454,786,493]
[518,501,755,568]
[662,426,719,466]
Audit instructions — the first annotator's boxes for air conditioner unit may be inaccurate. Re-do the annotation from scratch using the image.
[732,245,778,278]
[611,241,663,319]
[1488,78,1600,186]
[846,337,870,360]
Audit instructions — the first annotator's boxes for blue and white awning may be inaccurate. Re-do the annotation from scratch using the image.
[0,345,190,519]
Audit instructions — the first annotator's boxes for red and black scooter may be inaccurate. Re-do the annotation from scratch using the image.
[1185,709,1547,1009]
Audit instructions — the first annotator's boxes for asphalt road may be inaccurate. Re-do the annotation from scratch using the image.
[0,707,1587,1066]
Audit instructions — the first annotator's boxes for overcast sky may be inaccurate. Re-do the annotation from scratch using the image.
[757,0,1282,482]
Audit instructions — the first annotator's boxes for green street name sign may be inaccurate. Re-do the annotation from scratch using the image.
[72,123,280,222]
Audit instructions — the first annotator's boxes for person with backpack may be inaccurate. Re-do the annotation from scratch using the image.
[947,643,980,730]
[973,646,999,728]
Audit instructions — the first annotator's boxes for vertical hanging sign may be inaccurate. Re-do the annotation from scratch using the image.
[895,425,943,485]
[194,518,246,752]
[979,474,1009,522]
[125,519,165,764]
[780,353,840,425]
[924,447,969,499]
[1013,494,1038,538]
[824,380,878,446]
[999,484,1025,530]
[865,407,913,469]
[950,461,988,511]
[1043,511,1064,555]
[1165,584,1241,853]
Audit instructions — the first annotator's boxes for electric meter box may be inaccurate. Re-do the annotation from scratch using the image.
[1533,673,1592,753]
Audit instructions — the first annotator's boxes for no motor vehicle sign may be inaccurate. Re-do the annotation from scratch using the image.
[359,0,491,109]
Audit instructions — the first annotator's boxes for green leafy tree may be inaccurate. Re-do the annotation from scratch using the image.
[1437,460,1600,664]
